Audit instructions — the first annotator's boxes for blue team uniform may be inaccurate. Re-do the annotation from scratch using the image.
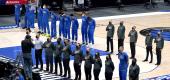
[51,13,58,38]
[88,19,96,44]
[15,4,21,27]
[64,15,71,39]
[42,8,50,34]
[81,16,88,43]
[71,17,79,41]
[118,52,128,80]
[27,8,35,28]
[25,4,30,28]
[37,7,43,31]
[59,15,64,37]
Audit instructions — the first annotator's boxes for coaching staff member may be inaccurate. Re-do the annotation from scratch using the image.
[106,21,115,53]
[154,32,164,65]
[117,21,125,50]
[128,26,138,59]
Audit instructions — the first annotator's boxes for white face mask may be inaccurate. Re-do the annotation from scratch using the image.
[43,6,46,9]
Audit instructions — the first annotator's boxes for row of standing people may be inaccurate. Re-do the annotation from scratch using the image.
[15,4,96,45]
[22,32,140,80]
[106,21,164,65]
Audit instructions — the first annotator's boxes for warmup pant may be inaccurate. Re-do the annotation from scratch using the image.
[63,59,71,77]
[23,53,32,80]
[59,24,64,37]
[35,49,43,69]
[81,28,88,43]
[119,70,127,80]
[130,42,136,58]
[45,54,53,72]
[65,29,70,39]
[43,21,50,34]
[74,63,81,80]
[156,48,162,65]
[105,72,113,80]
[72,30,78,41]
[107,37,113,52]
[93,69,100,80]
[118,39,124,49]
[88,30,94,44]
[15,15,20,27]
[38,17,42,31]
[145,46,153,62]
[54,56,63,75]
[24,15,28,28]
[51,23,57,38]
[85,67,92,80]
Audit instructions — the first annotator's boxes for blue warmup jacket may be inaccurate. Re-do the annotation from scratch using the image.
[81,16,88,43]
[37,7,43,30]
[88,19,96,44]
[51,13,58,37]
[72,17,79,41]
[42,8,50,34]
[15,4,21,27]
[118,52,129,80]
[59,15,64,37]
[64,15,71,39]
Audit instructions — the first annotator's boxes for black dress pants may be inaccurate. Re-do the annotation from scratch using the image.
[54,56,62,75]
[85,67,92,80]
[145,46,153,62]
[118,39,124,49]
[107,37,113,52]
[35,49,43,69]
[105,72,113,80]
[74,63,81,80]
[130,42,136,58]
[156,48,162,65]
[63,59,71,77]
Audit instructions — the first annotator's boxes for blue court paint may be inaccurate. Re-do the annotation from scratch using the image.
[150,29,170,41]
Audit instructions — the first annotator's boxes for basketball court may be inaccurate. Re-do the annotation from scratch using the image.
[0,11,170,80]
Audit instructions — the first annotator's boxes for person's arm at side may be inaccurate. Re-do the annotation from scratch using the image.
[161,38,164,50]
[128,31,131,37]
[135,31,138,43]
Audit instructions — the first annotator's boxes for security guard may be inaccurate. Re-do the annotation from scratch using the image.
[117,21,125,49]
[72,43,83,80]
[154,32,164,65]
[84,49,93,80]
[143,32,153,63]
[93,52,102,80]
[62,39,71,78]
[43,37,55,73]
[128,26,138,59]
[105,54,115,80]
[54,38,63,76]
[106,21,115,53]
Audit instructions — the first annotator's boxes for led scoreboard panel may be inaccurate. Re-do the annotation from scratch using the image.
[0,0,27,5]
